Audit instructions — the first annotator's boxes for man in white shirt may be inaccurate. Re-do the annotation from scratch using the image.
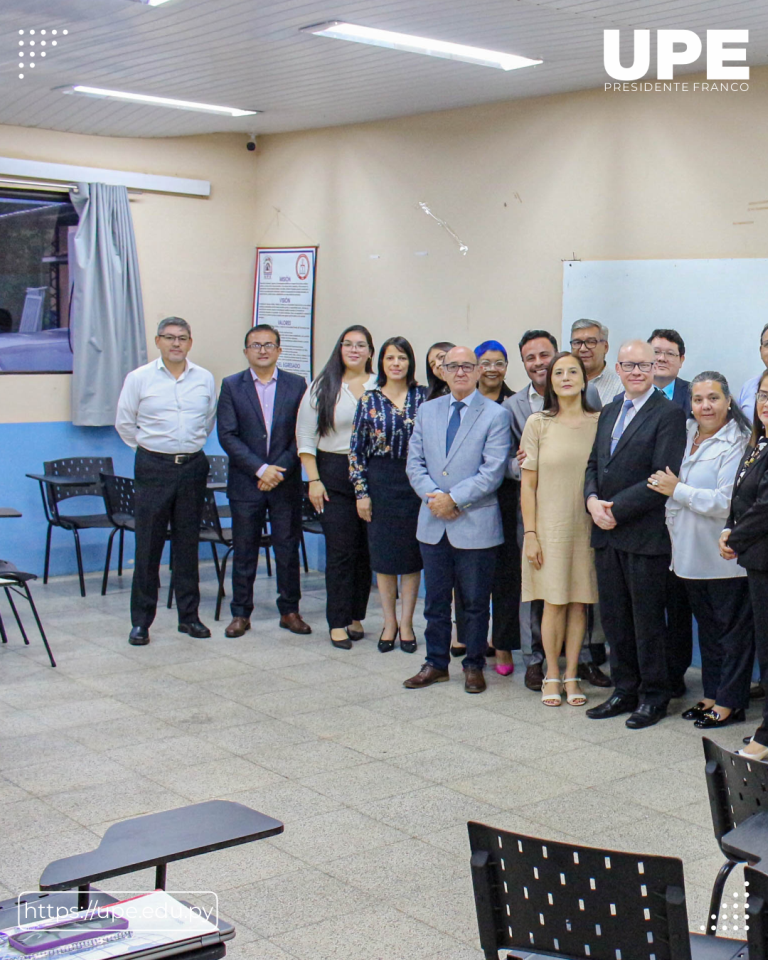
[570,319,622,404]
[738,322,768,419]
[116,317,216,646]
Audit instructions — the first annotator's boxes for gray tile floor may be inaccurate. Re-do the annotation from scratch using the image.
[0,560,755,958]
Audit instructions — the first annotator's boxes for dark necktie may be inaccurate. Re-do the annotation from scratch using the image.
[446,400,466,455]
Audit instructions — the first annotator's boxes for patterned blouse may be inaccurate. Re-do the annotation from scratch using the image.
[349,385,427,499]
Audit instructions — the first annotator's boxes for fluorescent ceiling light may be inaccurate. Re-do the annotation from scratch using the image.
[301,21,542,71]
[128,1,174,6]
[61,85,258,117]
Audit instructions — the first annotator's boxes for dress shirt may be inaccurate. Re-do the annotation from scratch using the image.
[296,375,377,455]
[660,381,675,401]
[115,357,216,453]
[665,418,748,579]
[250,367,278,478]
[612,384,655,433]
[738,373,761,419]
[590,366,623,405]
[528,382,545,413]
[446,389,477,425]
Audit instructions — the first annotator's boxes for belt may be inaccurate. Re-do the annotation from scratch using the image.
[138,447,203,465]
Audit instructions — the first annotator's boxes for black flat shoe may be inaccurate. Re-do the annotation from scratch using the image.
[400,635,417,654]
[378,627,398,653]
[331,631,352,650]
[450,645,466,658]
[682,702,710,721]
[346,627,364,642]
[695,708,746,729]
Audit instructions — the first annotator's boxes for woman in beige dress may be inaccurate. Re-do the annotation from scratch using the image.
[520,352,599,707]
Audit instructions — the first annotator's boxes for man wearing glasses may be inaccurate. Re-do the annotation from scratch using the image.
[570,319,622,405]
[648,328,691,416]
[217,324,310,638]
[116,317,217,646]
[584,340,687,728]
[738,323,768,419]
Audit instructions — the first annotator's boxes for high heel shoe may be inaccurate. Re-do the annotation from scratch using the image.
[330,631,352,650]
[694,707,746,729]
[563,677,587,707]
[346,626,364,641]
[682,701,711,721]
[378,627,398,653]
[541,677,562,707]
[400,632,417,654]
[494,663,514,676]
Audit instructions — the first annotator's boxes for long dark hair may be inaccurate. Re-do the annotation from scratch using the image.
[543,352,597,416]
[749,369,768,448]
[426,341,455,400]
[313,325,374,437]
[690,371,751,436]
[377,336,417,388]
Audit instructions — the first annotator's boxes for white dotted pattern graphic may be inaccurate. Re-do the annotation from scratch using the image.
[17,27,68,78]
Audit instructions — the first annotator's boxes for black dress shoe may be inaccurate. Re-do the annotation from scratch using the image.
[625,702,667,729]
[695,708,746,729]
[129,626,150,646]
[331,632,352,650]
[577,662,613,688]
[586,694,637,720]
[178,620,211,639]
[346,627,364,642]
[682,701,710,721]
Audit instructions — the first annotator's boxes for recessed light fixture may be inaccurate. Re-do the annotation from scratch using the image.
[300,21,542,71]
[60,85,258,117]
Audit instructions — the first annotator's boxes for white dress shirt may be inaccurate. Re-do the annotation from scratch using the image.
[665,418,748,579]
[612,384,655,433]
[591,366,623,405]
[528,382,545,413]
[115,357,217,453]
[296,375,377,455]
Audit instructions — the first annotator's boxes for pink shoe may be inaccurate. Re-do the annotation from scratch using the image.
[494,663,514,676]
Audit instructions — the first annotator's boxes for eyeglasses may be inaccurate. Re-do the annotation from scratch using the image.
[246,342,278,352]
[757,391,768,404]
[570,338,605,350]
[443,362,477,374]
[653,349,680,360]
[618,361,654,372]
[158,334,190,344]
[341,340,369,350]
[479,360,507,370]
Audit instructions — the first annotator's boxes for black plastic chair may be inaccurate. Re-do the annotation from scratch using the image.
[0,561,56,667]
[300,482,324,574]
[467,820,746,960]
[29,457,114,597]
[100,473,134,595]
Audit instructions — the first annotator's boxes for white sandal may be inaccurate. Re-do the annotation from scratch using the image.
[541,677,562,707]
[563,677,587,706]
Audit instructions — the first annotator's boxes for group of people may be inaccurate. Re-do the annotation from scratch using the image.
[115,315,768,760]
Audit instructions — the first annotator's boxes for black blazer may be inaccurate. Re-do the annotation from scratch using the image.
[217,368,307,502]
[726,442,768,571]
[584,390,687,555]
[671,377,692,418]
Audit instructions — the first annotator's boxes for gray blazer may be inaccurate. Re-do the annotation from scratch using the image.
[406,391,511,549]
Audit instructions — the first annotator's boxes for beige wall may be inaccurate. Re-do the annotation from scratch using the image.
[2,65,768,422]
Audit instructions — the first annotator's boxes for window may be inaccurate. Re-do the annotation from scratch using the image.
[0,188,79,374]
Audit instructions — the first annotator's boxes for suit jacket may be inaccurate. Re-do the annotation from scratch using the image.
[726,442,768,571]
[671,378,692,417]
[406,391,511,548]
[217,368,307,502]
[584,390,687,555]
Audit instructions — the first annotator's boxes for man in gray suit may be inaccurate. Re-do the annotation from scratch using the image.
[404,346,511,694]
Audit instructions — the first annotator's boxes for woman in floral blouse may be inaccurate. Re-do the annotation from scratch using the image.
[349,337,427,653]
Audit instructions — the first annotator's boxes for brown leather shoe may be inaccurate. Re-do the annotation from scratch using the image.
[524,661,544,691]
[280,612,312,635]
[577,662,613,688]
[224,617,251,638]
[403,663,449,689]
[464,667,486,694]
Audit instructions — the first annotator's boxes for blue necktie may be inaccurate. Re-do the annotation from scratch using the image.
[446,400,466,454]
[610,398,635,454]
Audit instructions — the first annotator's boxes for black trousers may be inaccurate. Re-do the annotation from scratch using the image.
[132,448,209,628]
[317,451,371,630]
[421,533,497,671]
[230,490,302,619]
[594,544,672,705]
[665,569,694,688]
[748,570,768,746]
[684,577,753,710]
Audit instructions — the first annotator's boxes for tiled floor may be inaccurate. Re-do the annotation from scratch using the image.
[0,561,754,958]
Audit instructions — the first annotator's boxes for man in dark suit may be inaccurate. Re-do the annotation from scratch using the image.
[649,327,693,697]
[217,324,310,638]
[584,340,687,728]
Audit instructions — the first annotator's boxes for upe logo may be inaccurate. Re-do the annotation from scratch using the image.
[604,29,749,81]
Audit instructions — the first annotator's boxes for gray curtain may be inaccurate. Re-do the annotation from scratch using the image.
[69,182,147,426]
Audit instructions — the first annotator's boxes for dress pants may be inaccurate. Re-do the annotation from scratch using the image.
[665,569,694,689]
[683,577,753,710]
[132,447,209,628]
[421,532,497,671]
[594,544,672,706]
[229,490,302,619]
[316,451,371,630]
[748,570,768,747]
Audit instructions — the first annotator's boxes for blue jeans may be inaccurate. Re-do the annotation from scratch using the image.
[420,533,497,671]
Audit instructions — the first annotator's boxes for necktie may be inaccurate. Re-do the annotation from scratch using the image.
[610,398,635,454]
[446,401,466,455]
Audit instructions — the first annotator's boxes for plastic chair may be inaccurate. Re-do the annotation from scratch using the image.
[300,482,324,574]
[467,820,746,960]
[0,561,56,667]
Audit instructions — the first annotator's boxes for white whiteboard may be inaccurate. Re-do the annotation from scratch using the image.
[562,259,768,400]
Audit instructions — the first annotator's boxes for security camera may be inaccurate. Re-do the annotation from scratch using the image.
[247,134,257,152]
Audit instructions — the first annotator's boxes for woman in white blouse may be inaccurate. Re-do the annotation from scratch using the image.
[648,371,753,729]
[297,325,377,649]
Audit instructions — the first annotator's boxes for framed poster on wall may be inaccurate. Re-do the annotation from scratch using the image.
[252,246,316,382]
